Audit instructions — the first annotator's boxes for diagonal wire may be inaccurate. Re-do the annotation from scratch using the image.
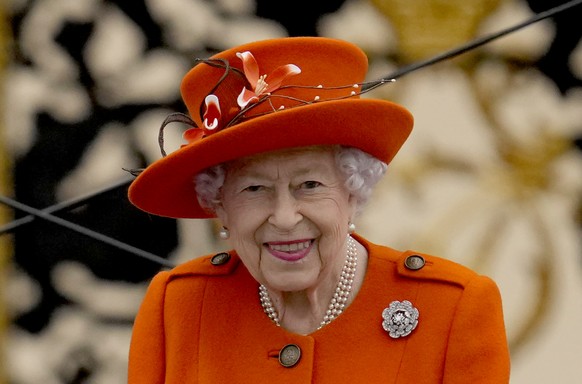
[1,0,580,267]
[363,0,582,90]
[0,193,175,268]
[0,178,132,235]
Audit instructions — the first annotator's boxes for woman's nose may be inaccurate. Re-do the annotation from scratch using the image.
[268,190,302,230]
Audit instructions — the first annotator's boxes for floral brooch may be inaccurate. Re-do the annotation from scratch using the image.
[382,300,419,338]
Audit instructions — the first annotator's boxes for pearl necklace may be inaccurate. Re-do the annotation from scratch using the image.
[259,235,358,330]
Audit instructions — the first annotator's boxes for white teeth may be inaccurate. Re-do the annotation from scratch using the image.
[270,241,310,252]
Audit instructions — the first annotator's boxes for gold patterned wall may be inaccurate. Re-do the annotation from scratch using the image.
[371,0,502,60]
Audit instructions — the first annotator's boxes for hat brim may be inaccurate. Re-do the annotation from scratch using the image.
[128,98,413,218]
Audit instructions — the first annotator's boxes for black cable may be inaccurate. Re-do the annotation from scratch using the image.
[0,194,175,269]
[0,178,132,235]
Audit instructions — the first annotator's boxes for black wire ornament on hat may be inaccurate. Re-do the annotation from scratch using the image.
[144,56,392,166]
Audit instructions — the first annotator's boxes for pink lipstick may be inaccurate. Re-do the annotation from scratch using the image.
[266,240,312,262]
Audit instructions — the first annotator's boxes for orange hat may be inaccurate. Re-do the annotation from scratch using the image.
[128,36,413,218]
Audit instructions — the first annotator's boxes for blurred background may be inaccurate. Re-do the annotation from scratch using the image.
[0,0,581,382]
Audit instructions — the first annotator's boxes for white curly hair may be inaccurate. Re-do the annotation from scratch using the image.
[194,146,387,216]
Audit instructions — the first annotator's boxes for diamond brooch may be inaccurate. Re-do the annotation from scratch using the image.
[382,300,419,338]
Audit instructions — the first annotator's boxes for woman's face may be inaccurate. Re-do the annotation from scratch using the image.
[216,147,356,293]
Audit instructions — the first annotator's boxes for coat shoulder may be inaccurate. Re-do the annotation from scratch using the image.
[164,250,241,280]
[365,239,481,287]
[397,249,480,286]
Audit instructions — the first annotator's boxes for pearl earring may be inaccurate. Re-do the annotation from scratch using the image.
[348,222,356,234]
[219,227,230,240]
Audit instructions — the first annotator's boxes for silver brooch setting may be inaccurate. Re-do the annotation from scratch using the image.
[382,300,419,338]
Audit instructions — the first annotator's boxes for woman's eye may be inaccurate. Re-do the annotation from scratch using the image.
[244,185,263,192]
[302,181,321,189]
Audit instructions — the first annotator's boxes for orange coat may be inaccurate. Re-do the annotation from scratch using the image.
[128,235,510,383]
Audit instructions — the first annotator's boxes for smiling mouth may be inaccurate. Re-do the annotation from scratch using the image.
[268,240,311,252]
[265,240,313,262]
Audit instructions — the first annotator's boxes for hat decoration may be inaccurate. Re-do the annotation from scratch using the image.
[183,52,302,143]
[153,50,394,160]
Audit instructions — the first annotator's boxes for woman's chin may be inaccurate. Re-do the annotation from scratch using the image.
[263,274,319,294]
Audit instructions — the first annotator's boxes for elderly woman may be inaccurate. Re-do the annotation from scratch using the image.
[127,37,510,383]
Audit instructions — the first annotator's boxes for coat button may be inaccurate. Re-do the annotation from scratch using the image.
[279,344,301,368]
[404,255,425,270]
[210,252,230,266]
